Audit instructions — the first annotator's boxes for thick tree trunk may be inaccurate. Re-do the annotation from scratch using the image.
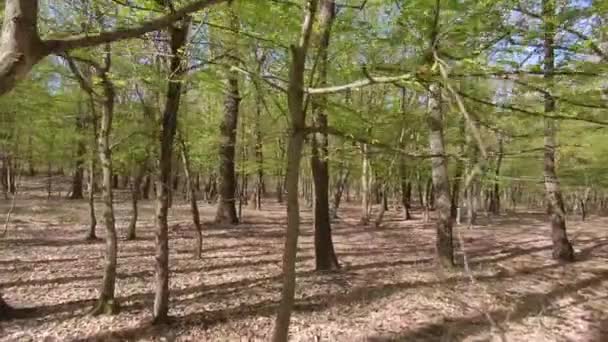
[310,0,339,272]
[427,83,454,268]
[215,7,240,225]
[0,0,47,96]
[542,0,574,262]
[153,20,189,324]
[90,46,119,316]
[273,2,316,340]
[180,138,203,259]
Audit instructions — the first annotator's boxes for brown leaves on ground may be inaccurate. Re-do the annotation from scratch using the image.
[1,193,608,341]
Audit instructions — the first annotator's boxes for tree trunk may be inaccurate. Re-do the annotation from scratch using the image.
[310,0,339,272]
[273,2,316,340]
[0,0,47,96]
[488,134,503,215]
[90,46,119,316]
[70,111,86,200]
[465,114,481,226]
[180,137,203,259]
[332,167,349,218]
[85,117,98,241]
[360,143,371,225]
[127,165,144,240]
[374,183,388,228]
[253,49,266,210]
[215,7,240,225]
[153,19,189,324]
[427,83,454,268]
[542,0,574,262]
[141,174,151,200]
[450,118,465,219]
[399,161,412,220]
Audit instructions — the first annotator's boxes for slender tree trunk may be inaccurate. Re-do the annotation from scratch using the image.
[465,116,481,226]
[542,0,574,262]
[427,82,454,268]
[332,167,349,218]
[374,183,388,228]
[253,49,266,210]
[85,109,98,241]
[489,134,503,215]
[46,146,52,199]
[450,118,465,219]
[126,165,144,241]
[91,45,119,316]
[273,2,316,340]
[400,161,412,220]
[360,143,371,225]
[215,7,240,225]
[180,137,203,259]
[153,19,189,324]
[70,108,86,199]
[141,174,151,200]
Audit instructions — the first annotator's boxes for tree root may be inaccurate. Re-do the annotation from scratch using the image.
[89,298,120,316]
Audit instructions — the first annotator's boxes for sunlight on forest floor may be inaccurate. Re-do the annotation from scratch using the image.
[1,192,607,341]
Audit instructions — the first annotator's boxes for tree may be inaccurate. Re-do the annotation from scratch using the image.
[153,17,190,324]
[0,0,227,96]
[541,0,574,262]
[310,0,340,271]
[273,1,317,340]
[215,4,241,224]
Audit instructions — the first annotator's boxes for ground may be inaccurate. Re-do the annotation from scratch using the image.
[1,185,608,341]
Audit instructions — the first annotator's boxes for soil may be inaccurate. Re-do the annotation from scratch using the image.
[1,183,607,341]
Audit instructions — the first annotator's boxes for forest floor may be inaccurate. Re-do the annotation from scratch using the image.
[1,187,608,341]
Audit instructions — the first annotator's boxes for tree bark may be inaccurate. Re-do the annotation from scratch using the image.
[332,167,349,218]
[90,45,119,316]
[215,6,240,225]
[360,143,371,225]
[427,83,454,268]
[70,109,86,200]
[542,0,574,262]
[273,1,317,340]
[450,118,465,219]
[399,160,412,220]
[127,165,144,240]
[153,19,189,324]
[180,137,203,259]
[488,134,503,215]
[253,49,266,210]
[85,105,98,241]
[0,0,227,96]
[310,0,339,272]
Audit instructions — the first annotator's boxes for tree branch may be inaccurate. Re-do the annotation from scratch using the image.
[306,70,414,95]
[44,0,227,54]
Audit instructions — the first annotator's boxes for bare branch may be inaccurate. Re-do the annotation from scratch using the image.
[306,71,414,95]
[44,0,227,54]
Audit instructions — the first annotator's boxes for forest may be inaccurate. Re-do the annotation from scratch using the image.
[0,0,607,340]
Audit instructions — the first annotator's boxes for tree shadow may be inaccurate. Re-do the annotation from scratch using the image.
[367,270,608,341]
